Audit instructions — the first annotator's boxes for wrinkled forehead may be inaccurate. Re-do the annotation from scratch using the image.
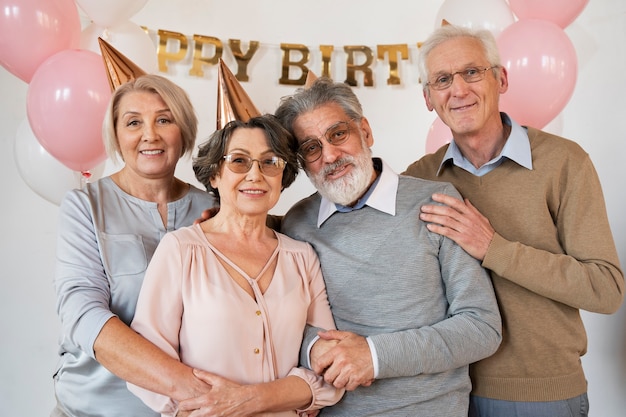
[427,37,488,74]
[292,103,349,143]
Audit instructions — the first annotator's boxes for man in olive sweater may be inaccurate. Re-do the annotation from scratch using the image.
[404,25,624,417]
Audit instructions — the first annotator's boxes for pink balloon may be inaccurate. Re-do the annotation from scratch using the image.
[509,0,589,28]
[0,0,81,82]
[498,19,578,129]
[26,49,112,172]
[426,117,452,154]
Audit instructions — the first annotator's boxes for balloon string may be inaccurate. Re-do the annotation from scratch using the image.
[81,170,92,188]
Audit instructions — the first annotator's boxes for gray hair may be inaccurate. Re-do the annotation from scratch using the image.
[274,77,363,137]
[418,25,502,91]
[102,74,198,162]
[193,115,299,202]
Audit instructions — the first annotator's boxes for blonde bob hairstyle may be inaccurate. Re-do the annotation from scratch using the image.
[102,74,198,163]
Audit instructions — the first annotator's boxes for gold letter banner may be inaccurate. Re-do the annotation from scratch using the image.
[146,27,421,87]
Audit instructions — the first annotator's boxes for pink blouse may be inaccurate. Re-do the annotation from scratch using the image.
[128,224,342,416]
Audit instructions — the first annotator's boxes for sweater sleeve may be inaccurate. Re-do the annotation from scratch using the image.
[371,183,502,379]
[371,227,503,378]
[483,156,624,313]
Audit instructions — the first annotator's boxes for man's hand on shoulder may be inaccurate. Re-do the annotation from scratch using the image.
[419,193,494,260]
[194,207,219,225]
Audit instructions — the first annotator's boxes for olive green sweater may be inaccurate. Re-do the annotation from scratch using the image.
[403,127,624,401]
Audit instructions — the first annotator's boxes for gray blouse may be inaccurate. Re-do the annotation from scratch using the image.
[53,176,216,417]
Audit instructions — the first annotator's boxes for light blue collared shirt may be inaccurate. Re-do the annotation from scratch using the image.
[437,113,533,176]
[310,157,400,378]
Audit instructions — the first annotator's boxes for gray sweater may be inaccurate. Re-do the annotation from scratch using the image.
[282,160,501,417]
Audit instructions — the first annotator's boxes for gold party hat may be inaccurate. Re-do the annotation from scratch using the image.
[98,37,147,92]
[216,59,261,129]
[304,70,318,89]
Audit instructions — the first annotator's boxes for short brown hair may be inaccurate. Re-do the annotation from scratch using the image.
[193,115,299,202]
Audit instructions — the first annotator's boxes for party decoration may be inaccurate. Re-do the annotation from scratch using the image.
[14,118,105,205]
[98,37,147,92]
[81,20,158,75]
[76,0,148,28]
[157,29,190,73]
[26,49,112,172]
[216,59,261,129]
[378,45,409,85]
[189,34,224,77]
[425,117,452,154]
[344,46,375,87]
[498,19,578,129]
[139,24,542,86]
[228,39,259,81]
[304,70,318,89]
[508,0,589,29]
[435,0,515,37]
[319,45,334,78]
[0,0,81,82]
[280,43,311,86]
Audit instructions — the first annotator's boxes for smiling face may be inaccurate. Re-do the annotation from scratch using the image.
[423,36,507,139]
[292,102,376,206]
[210,127,283,217]
[115,91,183,180]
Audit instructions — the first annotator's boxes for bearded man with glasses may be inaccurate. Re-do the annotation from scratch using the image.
[404,24,623,417]
[274,76,502,417]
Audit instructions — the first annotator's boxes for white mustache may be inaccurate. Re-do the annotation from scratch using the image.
[321,156,354,177]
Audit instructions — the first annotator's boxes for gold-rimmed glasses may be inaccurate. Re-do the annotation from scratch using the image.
[297,118,358,163]
[222,153,286,176]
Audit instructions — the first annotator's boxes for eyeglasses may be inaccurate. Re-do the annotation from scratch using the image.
[222,153,286,177]
[297,118,357,163]
[426,66,497,91]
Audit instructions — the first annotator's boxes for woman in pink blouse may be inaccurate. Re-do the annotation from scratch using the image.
[128,115,343,416]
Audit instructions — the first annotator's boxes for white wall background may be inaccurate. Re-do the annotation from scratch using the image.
[1,1,624,416]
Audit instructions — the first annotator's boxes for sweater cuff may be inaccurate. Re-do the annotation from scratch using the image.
[482,232,509,274]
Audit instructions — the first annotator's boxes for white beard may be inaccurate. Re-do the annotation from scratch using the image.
[306,140,374,206]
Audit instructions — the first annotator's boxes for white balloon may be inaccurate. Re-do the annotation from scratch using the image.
[435,0,515,38]
[81,20,158,74]
[76,0,148,28]
[14,118,106,206]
